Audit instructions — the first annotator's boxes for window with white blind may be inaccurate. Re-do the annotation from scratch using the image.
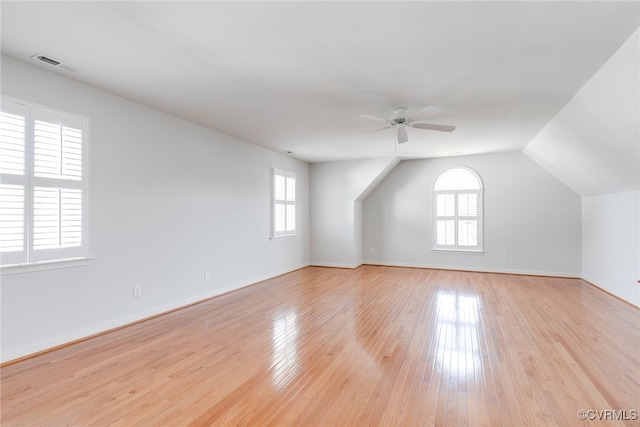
[1,97,89,268]
[271,168,296,238]
[433,167,483,252]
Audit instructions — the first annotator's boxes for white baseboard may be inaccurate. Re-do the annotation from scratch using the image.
[1,264,308,364]
[309,262,362,269]
[581,274,639,308]
[363,260,580,278]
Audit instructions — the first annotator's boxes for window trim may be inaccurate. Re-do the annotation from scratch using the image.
[270,167,296,239]
[0,95,91,271]
[1,256,93,276]
[432,167,483,252]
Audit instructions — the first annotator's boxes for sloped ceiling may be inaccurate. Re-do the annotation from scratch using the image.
[1,1,638,167]
[525,29,639,196]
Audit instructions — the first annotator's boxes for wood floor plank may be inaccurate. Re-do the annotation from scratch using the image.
[2,266,639,426]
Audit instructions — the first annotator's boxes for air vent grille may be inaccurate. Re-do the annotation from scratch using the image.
[35,55,60,66]
[31,53,80,73]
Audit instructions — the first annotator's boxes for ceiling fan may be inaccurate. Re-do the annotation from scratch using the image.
[358,106,455,145]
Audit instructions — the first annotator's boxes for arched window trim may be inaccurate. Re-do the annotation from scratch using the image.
[432,167,484,253]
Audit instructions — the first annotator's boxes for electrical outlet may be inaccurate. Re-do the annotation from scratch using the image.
[370,247,375,254]
[501,253,508,261]
[133,285,142,298]
[205,271,210,281]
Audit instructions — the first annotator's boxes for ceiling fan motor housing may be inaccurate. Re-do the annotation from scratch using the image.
[391,107,409,125]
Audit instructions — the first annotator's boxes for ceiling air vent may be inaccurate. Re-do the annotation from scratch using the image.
[31,53,81,73]
[35,54,60,66]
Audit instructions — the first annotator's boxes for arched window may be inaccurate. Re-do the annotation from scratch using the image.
[433,167,483,251]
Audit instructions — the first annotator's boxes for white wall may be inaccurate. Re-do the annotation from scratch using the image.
[0,56,310,363]
[582,191,639,307]
[363,152,582,276]
[309,157,398,268]
[524,29,639,196]
[522,29,639,306]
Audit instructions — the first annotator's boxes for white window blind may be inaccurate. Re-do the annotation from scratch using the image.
[0,184,25,254]
[33,187,83,250]
[433,168,483,252]
[0,97,89,267]
[272,168,296,238]
[0,111,26,175]
[34,120,83,180]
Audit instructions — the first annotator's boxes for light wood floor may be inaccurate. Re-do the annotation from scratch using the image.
[1,266,639,426]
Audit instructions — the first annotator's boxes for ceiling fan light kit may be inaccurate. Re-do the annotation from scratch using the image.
[358,105,456,146]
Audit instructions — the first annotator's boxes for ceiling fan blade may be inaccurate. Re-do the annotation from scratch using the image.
[358,114,389,124]
[396,126,408,144]
[411,123,456,132]
[355,126,392,138]
[407,105,442,119]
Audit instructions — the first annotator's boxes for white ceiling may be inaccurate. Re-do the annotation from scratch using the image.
[525,28,639,196]
[1,1,638,163]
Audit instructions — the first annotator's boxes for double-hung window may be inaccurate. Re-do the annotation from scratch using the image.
[433,167,483,252]
[1,96,89,267]
[271,168,296,238]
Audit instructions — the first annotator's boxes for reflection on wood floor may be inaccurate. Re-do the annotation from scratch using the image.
[2,266,639,426]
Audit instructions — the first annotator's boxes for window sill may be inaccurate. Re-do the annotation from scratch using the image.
[270,235,297,241]
[431,248,484,254]
[1,257,94,275]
